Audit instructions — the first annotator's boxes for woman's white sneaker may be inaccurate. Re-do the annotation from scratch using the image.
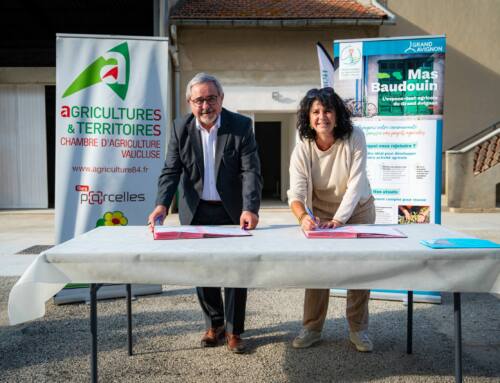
[349,330,373,352]
[292,328,321,348]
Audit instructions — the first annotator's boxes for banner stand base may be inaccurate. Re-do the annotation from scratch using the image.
[53,284,163,305]
[330,288,441,304]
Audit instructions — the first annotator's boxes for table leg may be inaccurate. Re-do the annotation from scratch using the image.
[454,292,462,383]
[90,284,98,383]
[407,290,413,354]
[126,284,133,356]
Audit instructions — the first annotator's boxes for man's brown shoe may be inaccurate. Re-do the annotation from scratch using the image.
[226,333,246,354]
[200,326,225,347]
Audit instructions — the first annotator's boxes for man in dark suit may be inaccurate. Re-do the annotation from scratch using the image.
[148,73,262,353]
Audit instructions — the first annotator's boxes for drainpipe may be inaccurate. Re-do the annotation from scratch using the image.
[169,24,181,119]
[166,4,181,213]
[156,0,181,120]
[372,1,396,24]
[157,0,180,120]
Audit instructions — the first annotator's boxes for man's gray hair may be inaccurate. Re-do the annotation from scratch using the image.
[185,73,224,101]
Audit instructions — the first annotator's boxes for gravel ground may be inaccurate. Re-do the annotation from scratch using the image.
[1,277,499,383]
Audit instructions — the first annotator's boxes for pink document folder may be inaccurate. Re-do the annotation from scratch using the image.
[303,225,407,239]
[153,226,252,240]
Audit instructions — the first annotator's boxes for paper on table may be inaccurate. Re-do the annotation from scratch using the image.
[420,238,500,249]
[153,225,252,240]
[303,225,407,239]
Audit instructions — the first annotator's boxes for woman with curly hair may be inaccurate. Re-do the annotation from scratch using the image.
[287,87,375,352]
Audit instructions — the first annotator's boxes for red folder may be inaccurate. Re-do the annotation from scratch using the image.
[303,225,406,239]
[153,225,251,240]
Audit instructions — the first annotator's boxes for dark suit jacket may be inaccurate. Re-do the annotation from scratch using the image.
[155,108,262,225]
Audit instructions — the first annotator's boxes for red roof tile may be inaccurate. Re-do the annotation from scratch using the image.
[171,0,387,20]
[473,135,500,175]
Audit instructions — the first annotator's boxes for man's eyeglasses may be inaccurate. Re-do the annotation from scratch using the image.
[190,95,219,106]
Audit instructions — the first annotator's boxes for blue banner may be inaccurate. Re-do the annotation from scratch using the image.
[332,35,446,303]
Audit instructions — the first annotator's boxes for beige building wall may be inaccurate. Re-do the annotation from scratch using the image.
[380,0,500,150]
[176,26,379,112]
[447,149,500,209]
[175,26,379,199]
[0,68,55,85]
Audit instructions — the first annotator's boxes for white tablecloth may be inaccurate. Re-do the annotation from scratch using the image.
[8,224,500,325]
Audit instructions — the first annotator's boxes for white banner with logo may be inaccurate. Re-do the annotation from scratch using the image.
[338,41,363,80]
[55,34,169,244]
[316,42,335,88]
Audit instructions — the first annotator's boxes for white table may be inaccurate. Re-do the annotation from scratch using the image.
[8,224,500,382]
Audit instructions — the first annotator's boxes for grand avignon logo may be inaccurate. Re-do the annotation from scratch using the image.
[62,42,130,100]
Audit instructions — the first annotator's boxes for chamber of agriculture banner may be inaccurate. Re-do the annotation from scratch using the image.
[333,35,445,226]
[55,35,169,244]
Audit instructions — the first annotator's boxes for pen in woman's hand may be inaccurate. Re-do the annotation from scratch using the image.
[304,206,320,227]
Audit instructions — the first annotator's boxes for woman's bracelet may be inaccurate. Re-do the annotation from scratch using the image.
[297,212,308,224]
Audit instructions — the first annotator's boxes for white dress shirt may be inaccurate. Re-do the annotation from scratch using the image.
[196,115,222,201]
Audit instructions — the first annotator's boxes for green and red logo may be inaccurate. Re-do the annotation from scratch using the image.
[63,42,130,100]
[96,211,129,227]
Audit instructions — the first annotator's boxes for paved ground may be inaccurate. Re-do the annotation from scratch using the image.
[0,209,499,382]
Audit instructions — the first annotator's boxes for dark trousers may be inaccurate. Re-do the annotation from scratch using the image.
[191,200,247,335]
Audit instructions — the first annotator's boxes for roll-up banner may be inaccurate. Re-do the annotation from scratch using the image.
[55,34,169,302]
[331,35,446,303]
[317,42,335,88]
